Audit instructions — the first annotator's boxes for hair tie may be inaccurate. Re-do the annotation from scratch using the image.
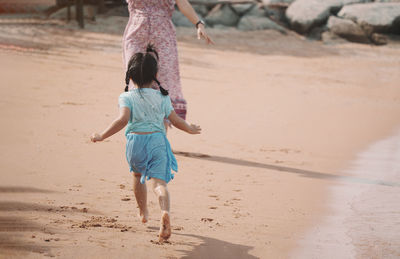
[146,43,159,59]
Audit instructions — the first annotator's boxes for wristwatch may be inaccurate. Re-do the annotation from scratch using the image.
[195,20,205,29]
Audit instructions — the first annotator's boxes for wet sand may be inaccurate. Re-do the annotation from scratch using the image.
[293,129,400,258]
[0,17,400,258]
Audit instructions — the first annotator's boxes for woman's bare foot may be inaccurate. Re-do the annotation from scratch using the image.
[158,211,171,242]
[139,208,149,223]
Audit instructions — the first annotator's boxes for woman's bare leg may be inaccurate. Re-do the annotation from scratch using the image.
[151,178,171,241]
[133,173,148,223]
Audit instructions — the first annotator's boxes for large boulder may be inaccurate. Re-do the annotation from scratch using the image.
[338,3,400,33]
[205,4,240,27]
[327,15,369,43]
[246,4,268,17]
[192,4,209,17]
[262,0,295,5]
[231,3,255,15]
[286,0,372,33]
[172,10,205,27]
[238,15,287,32]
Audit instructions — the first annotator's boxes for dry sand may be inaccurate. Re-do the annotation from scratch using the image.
[0,17,400,258]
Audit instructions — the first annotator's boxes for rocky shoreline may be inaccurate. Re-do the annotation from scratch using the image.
[2,0,399,45]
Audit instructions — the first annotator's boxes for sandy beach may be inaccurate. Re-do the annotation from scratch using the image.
[0,16,400,258]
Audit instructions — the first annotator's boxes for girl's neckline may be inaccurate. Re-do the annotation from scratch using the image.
[131,88,154,92]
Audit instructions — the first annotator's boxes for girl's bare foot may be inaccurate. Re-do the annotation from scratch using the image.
[158,211,171,242]
[139,208,149,223]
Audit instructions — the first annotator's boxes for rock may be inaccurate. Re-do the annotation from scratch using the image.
[50,5,98,20]
[338,3,400,33]
[193,4,209,17]
[231,3,255,15]
[238,15,287,33]
[172,9,208,28]
[286,0,372,33]
[321,31,349,44]
[265,6,288,23]
[371,33,388,45]
[308,25,328,40]
[327,15,369,43]
[262,0,295,5]
[205,4,240,27]
[246,4,267,17]
[172,10,195,27]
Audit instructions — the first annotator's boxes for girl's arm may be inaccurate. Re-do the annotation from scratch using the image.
[168,110,201,134]
[91,107,130,142]
[175,0,214,45]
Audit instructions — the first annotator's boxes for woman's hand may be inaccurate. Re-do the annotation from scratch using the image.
[188,124,202,134]
[91,133,103,142]
[175,0,214,44]
[197,24,214,45]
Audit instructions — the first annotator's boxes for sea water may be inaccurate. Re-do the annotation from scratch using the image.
[291,131,400,258]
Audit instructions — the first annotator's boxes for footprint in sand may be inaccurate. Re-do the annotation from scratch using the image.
[260,148,301,154]
[208,195,219,201]
[150,239,172,245]
[72,216,131,231]
[61,101,85,106]
[201,218,214,222]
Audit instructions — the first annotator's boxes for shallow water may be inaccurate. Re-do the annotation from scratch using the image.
[292,130,400,258]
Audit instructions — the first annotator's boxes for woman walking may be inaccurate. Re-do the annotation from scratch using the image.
[122,0,213,120]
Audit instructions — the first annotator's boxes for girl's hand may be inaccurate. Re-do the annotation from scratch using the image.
[188,124,202,134]
[197,24,214,45]
[91,133,103,142]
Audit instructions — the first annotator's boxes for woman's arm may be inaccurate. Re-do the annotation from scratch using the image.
[175,0,214,44]
[168,110,201,134]
[91,107,130,142]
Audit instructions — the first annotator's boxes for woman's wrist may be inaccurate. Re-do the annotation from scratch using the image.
[195,20,205,29]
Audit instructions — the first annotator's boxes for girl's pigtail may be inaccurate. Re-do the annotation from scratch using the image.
[124,69,130,92]
[154,78,169,96]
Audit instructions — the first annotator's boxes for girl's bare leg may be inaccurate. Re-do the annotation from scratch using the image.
[133,173,148,223]
[151,178,171,241]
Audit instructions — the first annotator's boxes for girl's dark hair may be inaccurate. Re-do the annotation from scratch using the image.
[125,44,168,96]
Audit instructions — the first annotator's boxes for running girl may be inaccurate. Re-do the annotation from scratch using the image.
[91,44,201,242]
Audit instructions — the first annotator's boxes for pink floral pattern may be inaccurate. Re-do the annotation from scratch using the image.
[123,0,187,120]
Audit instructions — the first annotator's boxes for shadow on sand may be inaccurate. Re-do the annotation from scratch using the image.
[147,226,258,259]
[0,186,54,193]
[0,186,65,257]
[173,151,400,187]
[177,233,258,259]
[0,216,54,256]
